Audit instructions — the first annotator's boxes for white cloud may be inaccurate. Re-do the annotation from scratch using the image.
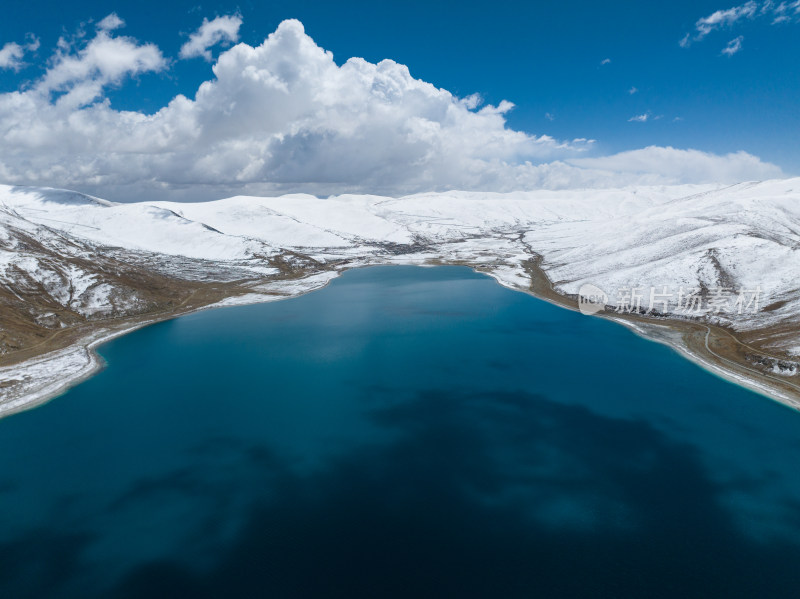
[770,0,800,21]
[628,112,650,122]
[683,1,799,48]
[695,1,758,41]
[0,35,39,71]
[600,58,611,65]
[567,146,784,184]
[545,112,555,121]
[27,19,166,110]
[97,13,125,32]
[722,35,745,54]
[0,18,785,201]
[179,15,242,61]
[628,86,638,95]
[0,43,26,71]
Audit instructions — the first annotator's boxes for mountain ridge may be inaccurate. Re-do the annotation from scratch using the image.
[1,180,798,414]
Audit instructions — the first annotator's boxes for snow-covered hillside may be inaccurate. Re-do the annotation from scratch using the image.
[1,179,799,410]
[5,181,798,334]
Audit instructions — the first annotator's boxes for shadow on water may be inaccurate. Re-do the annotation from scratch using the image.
[2,266,800,598]
[4,389,800,598]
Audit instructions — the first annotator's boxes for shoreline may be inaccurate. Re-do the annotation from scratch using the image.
[480,258,800,412]
[0,322,152,418]
[1,260,799,419]
[0,268,344,419]
[610,318,800,412]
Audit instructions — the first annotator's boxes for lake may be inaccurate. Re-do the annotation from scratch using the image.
[2,265,800,598]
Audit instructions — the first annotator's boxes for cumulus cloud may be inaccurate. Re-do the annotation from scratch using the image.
[0,43,27,71]
[28,16,166,109]
[0,18,786,201]
[0,35,39,71]
[97,13,125,32]
[628,113,650,122]
[180,15,242,61]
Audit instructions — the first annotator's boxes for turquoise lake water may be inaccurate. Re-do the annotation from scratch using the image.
[2,265,800,598]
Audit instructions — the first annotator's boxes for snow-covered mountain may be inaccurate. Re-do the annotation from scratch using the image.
[1,180,799,412]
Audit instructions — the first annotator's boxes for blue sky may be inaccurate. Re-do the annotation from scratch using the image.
[0,0,797,200]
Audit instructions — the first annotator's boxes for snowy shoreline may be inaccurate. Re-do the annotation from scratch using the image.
[0,323,145,418]
[2,262,798,420]
[0,270,343,418]
[614,319,800,412]
[2,180,799,417]
[484,268,800,412]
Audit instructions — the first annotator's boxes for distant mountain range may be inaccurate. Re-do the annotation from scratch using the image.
[1,181,799,413]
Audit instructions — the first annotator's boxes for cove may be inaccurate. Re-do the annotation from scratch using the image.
[1,265,800,598]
